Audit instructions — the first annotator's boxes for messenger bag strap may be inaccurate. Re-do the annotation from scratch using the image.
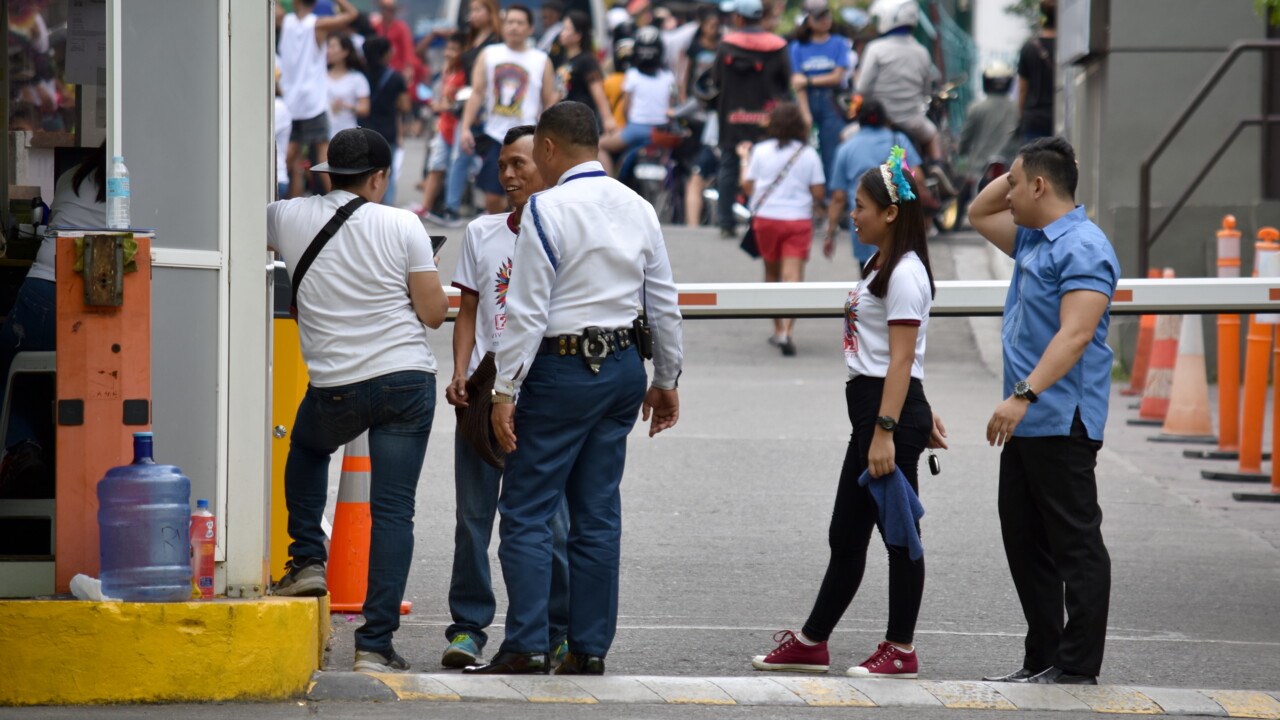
[289,196,368,319]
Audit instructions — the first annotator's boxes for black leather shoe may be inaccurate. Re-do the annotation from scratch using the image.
[982,667,1045,683]
[554,652,605,676]
[1028,667,1098,685]
[462,651,550,675]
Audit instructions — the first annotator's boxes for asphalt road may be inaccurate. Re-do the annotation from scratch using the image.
[306,216,1280,694]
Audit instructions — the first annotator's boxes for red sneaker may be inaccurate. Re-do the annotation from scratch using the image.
[751,630,830,672]
[846,641,918,678]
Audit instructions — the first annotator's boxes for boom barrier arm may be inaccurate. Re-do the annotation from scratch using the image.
[442,278,1280,319]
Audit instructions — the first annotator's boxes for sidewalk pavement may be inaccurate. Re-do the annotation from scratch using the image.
[309,671,1280,717]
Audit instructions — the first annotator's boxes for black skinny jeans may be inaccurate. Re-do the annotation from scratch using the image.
[802,376,932,646]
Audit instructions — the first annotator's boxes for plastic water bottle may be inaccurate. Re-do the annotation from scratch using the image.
[189,499,216,599]
[106,155,130,228]
[98,432,192,602]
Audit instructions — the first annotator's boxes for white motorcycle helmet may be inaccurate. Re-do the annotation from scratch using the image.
[871,0,919,35]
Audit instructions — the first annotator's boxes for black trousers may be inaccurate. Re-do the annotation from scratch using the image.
[802,376,932,645]
[999,411,1111,677]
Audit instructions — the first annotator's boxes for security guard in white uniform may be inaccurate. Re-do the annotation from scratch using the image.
[463,101,684,676]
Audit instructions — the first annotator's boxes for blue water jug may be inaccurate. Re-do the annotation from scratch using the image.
[98,432,192,602]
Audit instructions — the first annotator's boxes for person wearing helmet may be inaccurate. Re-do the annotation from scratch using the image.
[958,62,1018,174]
[603,36,636,130]
[855,0,940,161]
[712,0,795,238]
[600,25,676,164]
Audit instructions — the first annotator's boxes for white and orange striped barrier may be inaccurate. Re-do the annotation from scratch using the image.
[439,277,1280,319]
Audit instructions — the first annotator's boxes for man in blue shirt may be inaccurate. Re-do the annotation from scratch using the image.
[968,137,1120,687]
[824,98,921,265]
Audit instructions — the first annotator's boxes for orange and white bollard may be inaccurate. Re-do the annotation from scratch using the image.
[1204,229,1278,483]
[1130,268,1180,427]
[1234,233,1280,501]
[1122,268,1163,398]
[1185,216,1249,460]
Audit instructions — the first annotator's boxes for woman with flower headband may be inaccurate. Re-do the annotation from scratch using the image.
[751,146,947,678]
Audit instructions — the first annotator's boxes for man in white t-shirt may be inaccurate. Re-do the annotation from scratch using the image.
[459,5,560,215]
[276,0,358,197]
[439,125,572,671]
[266,128,449,675]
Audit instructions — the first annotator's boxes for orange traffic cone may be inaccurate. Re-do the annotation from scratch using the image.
[328,433,413,615]
[1150,315,1215,443]
[1130,276,1180,427]
[1122,268,1163,397]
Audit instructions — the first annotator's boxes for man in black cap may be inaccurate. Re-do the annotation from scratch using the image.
[267,127,449,674]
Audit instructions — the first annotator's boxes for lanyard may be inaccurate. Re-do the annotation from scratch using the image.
[562,169,607,184]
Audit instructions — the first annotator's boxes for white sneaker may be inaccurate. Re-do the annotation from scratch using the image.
[354,647,411,673]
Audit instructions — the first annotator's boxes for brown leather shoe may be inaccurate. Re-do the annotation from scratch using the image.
[462,651,550,675]
[554,652,605,676]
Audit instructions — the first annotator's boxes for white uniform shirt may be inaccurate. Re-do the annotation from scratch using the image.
[453,212,517,377]
[482,44,550,142]
[279,12,329,121]
[745,139,825,221]
[843,251,931,380]
[494,161,683,394]
[267,191,439,386]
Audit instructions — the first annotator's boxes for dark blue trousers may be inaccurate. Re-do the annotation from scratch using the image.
[497,347,647,657]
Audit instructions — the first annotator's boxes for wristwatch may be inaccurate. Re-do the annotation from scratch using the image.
[491,389,515,405]
[876,416,898,432]
[1013,380,1039,403]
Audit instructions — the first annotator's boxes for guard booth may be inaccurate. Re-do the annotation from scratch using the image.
[0,1,319,706]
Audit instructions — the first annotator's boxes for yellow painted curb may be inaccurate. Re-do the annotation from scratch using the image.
[1060,686,1163,715]
[921,681,1018,710]
[373,673,462,702]
[1202,690,1280,719]
[0,597,325,706]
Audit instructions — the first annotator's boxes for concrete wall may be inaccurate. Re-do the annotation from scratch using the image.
[1067,0,1267,280]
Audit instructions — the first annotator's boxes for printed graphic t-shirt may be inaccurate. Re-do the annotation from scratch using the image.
[483,44,549,142]
[844,251,931,380]
[452,212,517,376]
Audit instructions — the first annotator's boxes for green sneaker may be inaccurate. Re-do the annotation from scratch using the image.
[550,638,570,668]
[442,633,481,669]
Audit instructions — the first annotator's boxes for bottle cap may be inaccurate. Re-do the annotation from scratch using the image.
[133,431,153,438]
[112,155,124,162]
[196,499,209,510]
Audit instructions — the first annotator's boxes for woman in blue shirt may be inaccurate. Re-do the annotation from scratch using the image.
[789,0,852,187]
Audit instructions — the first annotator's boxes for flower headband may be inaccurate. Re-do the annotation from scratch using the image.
[879,145,917,204]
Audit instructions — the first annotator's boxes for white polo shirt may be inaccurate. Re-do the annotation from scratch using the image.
[844,251,931,380]
[267,191,439,387]
[453,212,517,377]
[494,161,684,394]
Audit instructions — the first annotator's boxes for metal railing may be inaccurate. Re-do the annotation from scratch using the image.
[1139,40,1280,276]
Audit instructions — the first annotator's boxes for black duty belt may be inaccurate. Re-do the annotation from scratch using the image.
[538,327,637,374]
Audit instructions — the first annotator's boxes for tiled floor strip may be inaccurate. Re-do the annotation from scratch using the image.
[310,672,1280,718]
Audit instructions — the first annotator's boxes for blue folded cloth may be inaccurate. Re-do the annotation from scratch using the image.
[857,466,925,561]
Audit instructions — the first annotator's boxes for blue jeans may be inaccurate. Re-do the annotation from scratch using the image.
[284,370,436,654]
[445,124,476,213]
[497,348,647,657]
[808,90,845,194]
[0,278,56,447]
[447,431,571,651]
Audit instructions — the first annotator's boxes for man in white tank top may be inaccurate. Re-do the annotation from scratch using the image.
[276,0,358,197]
[459,5,560,215]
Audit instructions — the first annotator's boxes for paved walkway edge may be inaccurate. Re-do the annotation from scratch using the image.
[307,672,1280,717]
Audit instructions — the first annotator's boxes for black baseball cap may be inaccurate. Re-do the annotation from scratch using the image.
[311,128,393,175]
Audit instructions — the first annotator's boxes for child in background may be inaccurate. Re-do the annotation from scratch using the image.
[419,32,467,225]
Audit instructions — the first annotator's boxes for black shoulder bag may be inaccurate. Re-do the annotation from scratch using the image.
[288,196,368,320]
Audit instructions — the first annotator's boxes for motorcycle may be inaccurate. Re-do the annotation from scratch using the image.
[922,77,966,234]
